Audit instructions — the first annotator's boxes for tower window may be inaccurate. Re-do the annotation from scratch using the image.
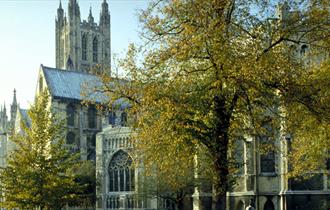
[82,35,87,61]
[93,37,98,63]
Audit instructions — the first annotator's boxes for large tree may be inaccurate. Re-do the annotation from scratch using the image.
[87,0,330,209]
[0,92,83,210]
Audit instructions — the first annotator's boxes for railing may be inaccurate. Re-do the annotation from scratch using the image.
[105,194,157,210]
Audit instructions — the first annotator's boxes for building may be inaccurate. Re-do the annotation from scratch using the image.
[225,3,330,210]
[0,89,19,168]
[56,0,111,73]
[1,1,329,210]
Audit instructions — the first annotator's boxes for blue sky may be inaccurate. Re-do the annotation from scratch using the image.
[0,0,149,112]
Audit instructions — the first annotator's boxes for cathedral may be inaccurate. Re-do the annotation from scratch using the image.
[0,1,329,210]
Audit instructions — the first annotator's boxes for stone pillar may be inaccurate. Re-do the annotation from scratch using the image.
[96,133,105,210]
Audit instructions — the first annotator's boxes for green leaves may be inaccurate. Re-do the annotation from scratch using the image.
[0,92,85,209]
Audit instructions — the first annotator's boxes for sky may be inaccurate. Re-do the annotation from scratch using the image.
[0,0,149,113]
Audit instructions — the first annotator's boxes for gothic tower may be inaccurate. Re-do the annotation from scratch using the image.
[10,89,18,129]
[55,0,111,73]
[0,103,8,133]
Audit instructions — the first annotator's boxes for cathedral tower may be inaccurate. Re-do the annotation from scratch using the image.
[0,103,8,133]
[55,0,111,73]
[10,89,18,129]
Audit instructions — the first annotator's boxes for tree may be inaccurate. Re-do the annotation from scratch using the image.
[87,0,330,209]
[0,92,83,210]
[69,161,96,209]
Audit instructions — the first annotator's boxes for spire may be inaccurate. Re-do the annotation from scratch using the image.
[3,102,6,114]
[68,0,80,20]
[88,7,94,24]
[100,0,110,26]
[12,89,17,106]
[10,89,18,126]
[57,0,64,25]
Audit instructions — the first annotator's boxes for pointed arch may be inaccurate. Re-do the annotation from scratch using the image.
[66,56,74,70]
[264,197,275,210]
[108,150,134,192]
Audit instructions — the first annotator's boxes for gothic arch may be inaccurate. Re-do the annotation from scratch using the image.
[108,150,134,192]
[264,197,275,210]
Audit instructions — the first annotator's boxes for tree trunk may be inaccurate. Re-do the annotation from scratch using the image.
[214,193,227,210]
[213,146,229,210]
[177,198,184,210]
[212,94,230,210]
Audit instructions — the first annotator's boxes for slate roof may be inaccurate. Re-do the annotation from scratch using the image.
[19,109,31,127]
[41,65,130,109]
[41,65,104,102]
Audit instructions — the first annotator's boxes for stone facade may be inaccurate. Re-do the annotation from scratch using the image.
[56,0,111,73]
[0,89,19,168]
[1,1,329,210]
[221,4,330,210]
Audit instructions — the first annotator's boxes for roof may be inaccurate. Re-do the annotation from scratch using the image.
[41,65,104,102]
[41,65,129,109]
[19,109,31,127]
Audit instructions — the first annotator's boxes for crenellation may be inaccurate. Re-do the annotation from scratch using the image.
[56,0,111,73]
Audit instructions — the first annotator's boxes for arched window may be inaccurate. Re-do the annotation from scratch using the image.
[108,150,134,192]
[109,111,116,126]
[66,104,75,126]
[66,132,75,145]
[93,37,98,63]
[264,198,275,210]
[300,45,308,56]
[121,112,127,127]
[88,106,97,129]
[82,35,87,60]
